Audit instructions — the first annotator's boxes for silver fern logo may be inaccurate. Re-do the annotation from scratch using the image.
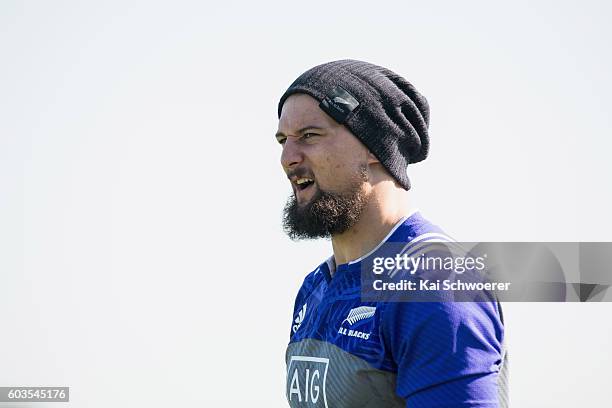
[332,96,351,106]
[338,306,375,340]
[342,306,376,326]
[292,303,307,333]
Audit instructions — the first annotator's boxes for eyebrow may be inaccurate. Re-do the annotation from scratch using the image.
[275,126,325,139]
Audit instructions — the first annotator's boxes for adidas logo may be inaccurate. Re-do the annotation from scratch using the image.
[292,303,307,333]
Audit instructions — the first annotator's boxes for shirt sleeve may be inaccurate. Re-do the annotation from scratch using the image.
[288,268,321,340]
[381,300,505,407]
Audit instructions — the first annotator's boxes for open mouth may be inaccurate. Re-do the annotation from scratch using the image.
[295,177,315,191]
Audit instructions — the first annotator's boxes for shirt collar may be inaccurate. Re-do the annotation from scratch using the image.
[324,209,421,280]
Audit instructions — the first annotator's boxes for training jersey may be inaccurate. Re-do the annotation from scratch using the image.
[286,212,508,407]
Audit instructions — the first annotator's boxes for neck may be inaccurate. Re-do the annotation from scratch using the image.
[331,181,413,267]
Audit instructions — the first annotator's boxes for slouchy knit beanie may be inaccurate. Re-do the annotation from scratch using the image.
[277,59,430,190]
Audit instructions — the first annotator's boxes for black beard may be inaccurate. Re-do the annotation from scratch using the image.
[282,171,369,240]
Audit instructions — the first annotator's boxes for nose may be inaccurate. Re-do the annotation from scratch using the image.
[280,137,303,171]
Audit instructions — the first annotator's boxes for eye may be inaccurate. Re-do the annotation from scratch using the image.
[276,136,287,145]
[301,132,317,140]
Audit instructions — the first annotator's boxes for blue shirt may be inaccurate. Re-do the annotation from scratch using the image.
[286,212,508,407]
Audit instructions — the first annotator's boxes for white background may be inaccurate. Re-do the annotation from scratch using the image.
[1,1,611,406]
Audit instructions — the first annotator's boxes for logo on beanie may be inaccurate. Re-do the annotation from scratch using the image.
[319,86,359,124]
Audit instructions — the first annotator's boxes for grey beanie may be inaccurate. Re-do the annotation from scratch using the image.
[277,59,430,190]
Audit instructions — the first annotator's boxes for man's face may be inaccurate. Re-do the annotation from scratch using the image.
[276,93,372,239]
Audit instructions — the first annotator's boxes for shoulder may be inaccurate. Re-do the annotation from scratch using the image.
[291,259,329,310]
[380,300,504,341]
[297,260,328,294]
[395,212,453,243]
[288,260,330,338]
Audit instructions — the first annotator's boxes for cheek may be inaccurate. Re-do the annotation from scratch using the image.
[307,136,368,187]
[308,153,337,187]
[315,153,363,188]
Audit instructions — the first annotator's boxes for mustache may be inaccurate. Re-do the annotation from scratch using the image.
[286,168,315,180]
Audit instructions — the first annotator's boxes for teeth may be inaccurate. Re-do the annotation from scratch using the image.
[296,178,313,185]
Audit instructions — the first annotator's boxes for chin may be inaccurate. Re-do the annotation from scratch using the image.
[296,186,321,206]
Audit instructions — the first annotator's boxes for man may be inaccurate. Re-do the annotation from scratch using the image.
[276,60,508,407]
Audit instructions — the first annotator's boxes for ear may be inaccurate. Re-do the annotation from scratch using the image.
[366,150,379,165]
